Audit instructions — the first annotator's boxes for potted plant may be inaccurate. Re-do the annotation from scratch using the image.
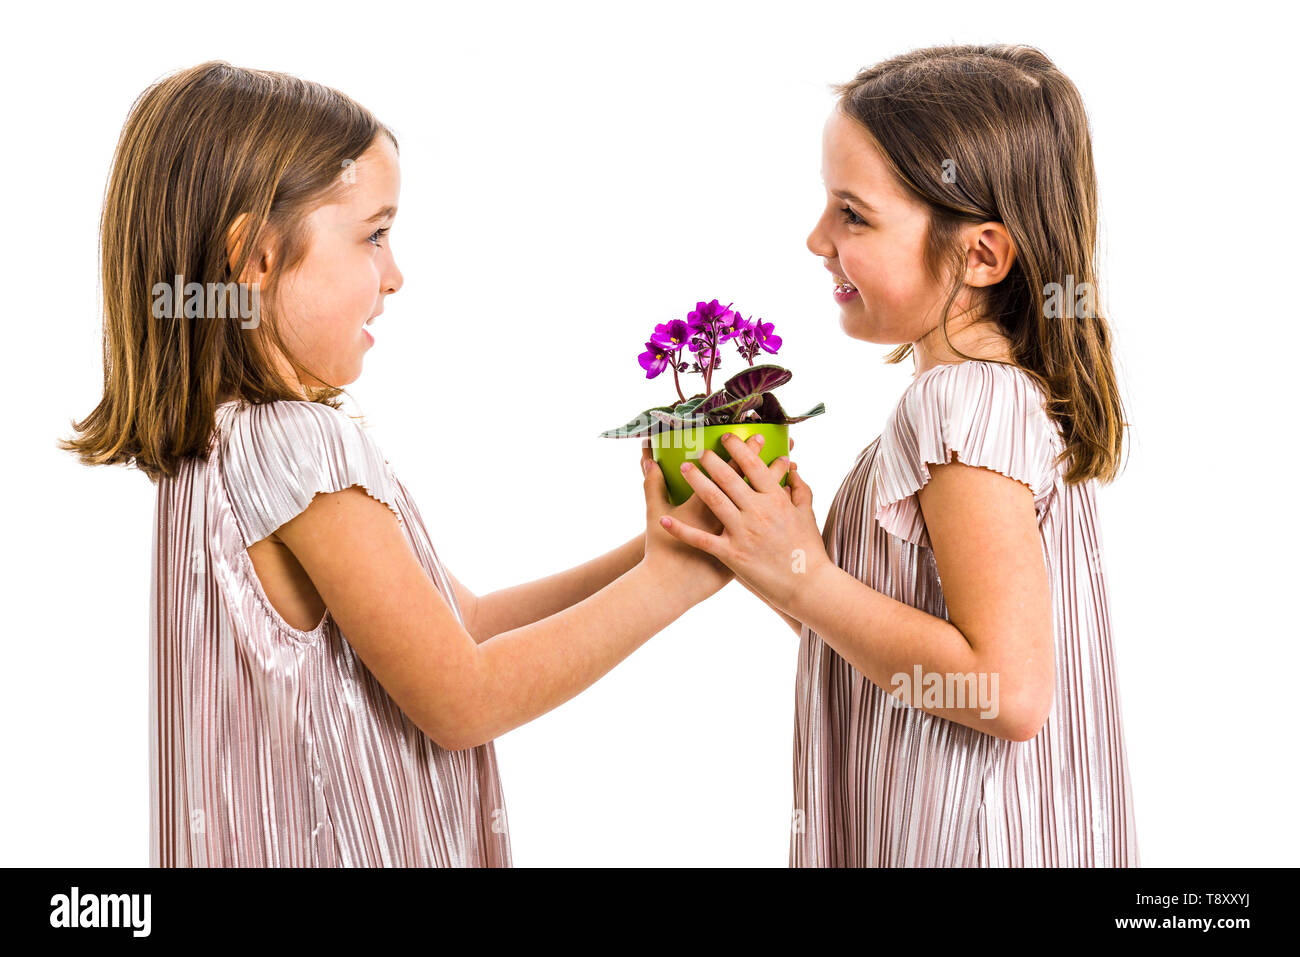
[601,299,825,505]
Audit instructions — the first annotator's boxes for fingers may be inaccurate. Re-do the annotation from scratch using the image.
[729,434,763,476]
[679,459,742,527]
[788,460,814,510]
[715,432,788,495]
[658,511,724,559]
[706,434,765,480]
[697,447,754,504]
[642,447,669,507]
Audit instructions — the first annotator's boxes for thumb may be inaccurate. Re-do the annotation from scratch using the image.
[788,461,813,510]
[641,447,670,504]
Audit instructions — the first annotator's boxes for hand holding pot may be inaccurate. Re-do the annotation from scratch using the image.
[657,431,828,614]
[638,436,762,603]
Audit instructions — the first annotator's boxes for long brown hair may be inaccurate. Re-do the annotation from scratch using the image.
[60,60,398,482]
[833,44,1127,485]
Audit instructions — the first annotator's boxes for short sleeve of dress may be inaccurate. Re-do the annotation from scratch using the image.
[873,361,1063,549]
[219,400,404,547]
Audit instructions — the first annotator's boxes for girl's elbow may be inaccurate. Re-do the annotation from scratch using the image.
[429,717,481,752]
[423,651,490,751]
[415,688,482,751]
[999,686,1054,742]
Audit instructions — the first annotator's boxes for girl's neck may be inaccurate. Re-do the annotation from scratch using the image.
[911,317,1015,378]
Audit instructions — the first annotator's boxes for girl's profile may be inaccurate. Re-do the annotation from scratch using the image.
[61,60,756,867]
[659,44,1138,867]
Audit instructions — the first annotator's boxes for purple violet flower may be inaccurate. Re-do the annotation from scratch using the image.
[686,299,734,335]
[751,319,782,354]
[650,319,691,352]
[638,341,670,379]
[631,298,775,397]
[724,314,752,343]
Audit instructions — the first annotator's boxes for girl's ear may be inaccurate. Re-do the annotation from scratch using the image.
[962,221,1017,288]
[226,212,274,283]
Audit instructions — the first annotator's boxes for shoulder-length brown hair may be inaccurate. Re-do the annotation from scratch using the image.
[833,44,1128,485]
[60,60,397,482]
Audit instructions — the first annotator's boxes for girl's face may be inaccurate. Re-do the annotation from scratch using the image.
[806,109,941,347]
[806,108,1011,370]
[265,136,403,393]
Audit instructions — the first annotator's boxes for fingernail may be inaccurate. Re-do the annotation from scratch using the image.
[755,435,765,446]
[681,462,692,472]
[642,459,651,475]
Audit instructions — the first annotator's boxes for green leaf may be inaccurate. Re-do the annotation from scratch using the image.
[698,393,764,425]
[721,364,791,400]
[599,405,675,438]
[674,395,709,416]
[753,393,826,424]
[783,402,826,423]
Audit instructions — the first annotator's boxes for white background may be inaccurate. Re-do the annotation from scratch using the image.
[2,0,1295,867]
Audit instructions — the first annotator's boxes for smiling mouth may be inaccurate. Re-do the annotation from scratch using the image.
[834,278,857,294]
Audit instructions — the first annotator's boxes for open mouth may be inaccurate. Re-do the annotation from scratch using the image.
[833,275,859,301]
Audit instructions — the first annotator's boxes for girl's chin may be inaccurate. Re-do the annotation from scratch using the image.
[836,313,897,346]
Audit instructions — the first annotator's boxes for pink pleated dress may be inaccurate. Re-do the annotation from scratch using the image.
[150,398,512,866]
[791,360,1139,867]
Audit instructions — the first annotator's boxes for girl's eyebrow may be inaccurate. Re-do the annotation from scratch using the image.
[364,205,397,223]
[832,189,878,213]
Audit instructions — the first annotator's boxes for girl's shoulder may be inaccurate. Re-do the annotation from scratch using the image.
[215,398,403,547]
[874,360,1064,548]
[216,395,357,435]
[892,359,1062,449]
[899,358,1050,409]
[215,398,385,461]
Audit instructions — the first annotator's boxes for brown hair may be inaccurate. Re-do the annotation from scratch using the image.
[832,44,1127,485]
[60,60,398,482]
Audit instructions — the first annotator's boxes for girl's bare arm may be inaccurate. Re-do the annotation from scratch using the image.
[274,468,731,751]
[736,575,803,635]
[445,435,766,642]
[445,535,645,643]
[784,460,1054,742]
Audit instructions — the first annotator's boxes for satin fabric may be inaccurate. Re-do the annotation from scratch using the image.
[150,399,511,866]
[791,360,1139,867]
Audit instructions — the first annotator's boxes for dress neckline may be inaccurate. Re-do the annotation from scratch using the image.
[911,357,1014,379]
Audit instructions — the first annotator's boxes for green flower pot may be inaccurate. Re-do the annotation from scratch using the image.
[651,422,790,506]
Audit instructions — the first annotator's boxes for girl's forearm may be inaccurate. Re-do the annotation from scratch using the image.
[736,574,803,636]
[456,561,707,748]
[786,562,1021,740]
[468,534,644,642]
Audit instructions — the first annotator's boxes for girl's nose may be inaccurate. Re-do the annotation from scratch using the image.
[806,219,833,259]
[384,261,403,295]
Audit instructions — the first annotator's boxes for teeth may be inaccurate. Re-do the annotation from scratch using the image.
[835,281,857,293]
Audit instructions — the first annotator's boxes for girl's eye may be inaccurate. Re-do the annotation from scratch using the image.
[840,206,867,227]
[367,227,390,246]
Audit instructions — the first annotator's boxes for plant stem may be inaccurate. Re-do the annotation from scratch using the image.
[704,303,733,395]
[670,356,686,403]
